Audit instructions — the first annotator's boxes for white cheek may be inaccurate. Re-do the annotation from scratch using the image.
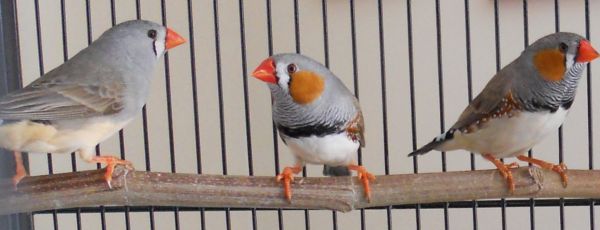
[278,73,290,91]
[566,53,575,69]
[154,40,165,58]
[276,63,291,91]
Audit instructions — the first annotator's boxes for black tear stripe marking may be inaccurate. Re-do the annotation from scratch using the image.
[152,41,157,56]
[277,123,344,139]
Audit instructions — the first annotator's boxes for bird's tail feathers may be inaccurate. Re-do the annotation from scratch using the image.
[407,129,456,157]
[322,165,351,176]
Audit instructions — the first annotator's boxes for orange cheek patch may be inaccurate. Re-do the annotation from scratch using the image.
[533,49,566,82]
[289,71,325,105]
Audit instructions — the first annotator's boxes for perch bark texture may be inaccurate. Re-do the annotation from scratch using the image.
[1,166,600,214]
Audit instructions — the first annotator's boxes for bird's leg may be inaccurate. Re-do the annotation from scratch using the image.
[347,164,376,202]
[12,151,27,190]
[276,164,303,202]
[482,154,519,193]
[517,155,568,187]
[90,156,133,189]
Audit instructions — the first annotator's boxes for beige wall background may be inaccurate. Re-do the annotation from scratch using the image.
[13,0,600,229]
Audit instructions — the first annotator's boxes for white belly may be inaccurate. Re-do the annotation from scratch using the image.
[0,118,131,156]
[450,108,568,158]
[284,132,360,166]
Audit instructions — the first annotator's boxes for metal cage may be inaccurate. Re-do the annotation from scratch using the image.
[1,0,599,229]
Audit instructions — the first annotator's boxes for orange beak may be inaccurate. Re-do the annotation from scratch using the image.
[252,58,277,84]
[576,39,599,63]
[165,28,186,50]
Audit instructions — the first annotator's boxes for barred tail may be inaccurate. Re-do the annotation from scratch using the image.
[322,165,351,176]
[407,129,456,157]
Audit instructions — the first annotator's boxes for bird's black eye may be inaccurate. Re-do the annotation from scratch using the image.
[147,29,157,39]
[287,64,297,74]
[559,42,568,52]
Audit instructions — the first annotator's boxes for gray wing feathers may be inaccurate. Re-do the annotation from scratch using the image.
[0,81,124,120]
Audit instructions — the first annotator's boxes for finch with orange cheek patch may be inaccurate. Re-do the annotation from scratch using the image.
[409,32,599,193]
[252,53,374,202]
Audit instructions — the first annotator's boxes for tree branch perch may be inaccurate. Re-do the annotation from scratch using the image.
[1,166,600,214]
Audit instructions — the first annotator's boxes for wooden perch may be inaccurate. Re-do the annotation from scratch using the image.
[1,165,600,214]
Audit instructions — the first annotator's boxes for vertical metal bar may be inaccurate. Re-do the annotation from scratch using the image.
[100,206,106,230]
[376,0,392,229]
[150,207,156,230]
[520,1,536,229]
[347,1,366,229]
[210,1,231,229]
[184,0,206,229]
[85,0,102,171]
[322,0,329,68]
[491,1,507,229]
[264,0,284,229]
[58,1,83,229]
[132,1,158,229]
[463,1,478,229]
[83,1,107,228]
[159,1,181,229]
[584,0,595,228]
[124,206,131,230]
[406,0,421,228]
[237,0,257,229]
[552,1,566,229]
[320,1,338,229]
[0,0,32,228]
[32,0,60,228]
[433,0,449,228]
[107,2,132,228]
[290,1,310,229]
[349,0,360,136]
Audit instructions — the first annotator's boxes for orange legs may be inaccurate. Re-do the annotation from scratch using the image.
[12,151,27,189]
[347,164,376,202]
[276,164,303,202]
[517,155,568,187]
[276,164,375,202]
[483,154,519,193]
[90,156,133,188]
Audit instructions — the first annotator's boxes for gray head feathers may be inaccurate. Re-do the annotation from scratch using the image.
[0,20,172,122]
[267,53,360,132]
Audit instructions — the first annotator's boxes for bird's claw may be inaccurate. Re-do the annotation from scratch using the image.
[276,166,302,202]
[483,154,517,194]
[505,162,520,169]
[11,151,26,191]
[516,155,568,188]
[552,162,568,187]
[91,156,133,189]
[348,165,376,202]
[11,171,26,191]
[496,164,515,193]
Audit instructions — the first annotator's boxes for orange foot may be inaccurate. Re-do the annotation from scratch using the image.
[12,151,27,190]
[276,165,303,202]
[517,155,568,187]
[348,164,376,202]
[90,156,133,188]
[483,154,519,193]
